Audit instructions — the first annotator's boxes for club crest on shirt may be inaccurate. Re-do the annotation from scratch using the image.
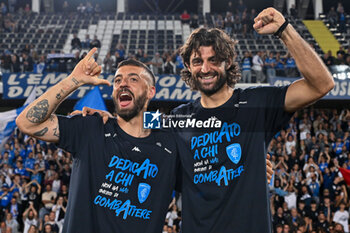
[226,143,241,164]
[138,183,151,204]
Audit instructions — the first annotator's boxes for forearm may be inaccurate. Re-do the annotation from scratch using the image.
[281,25,334,94]
[16,75,81,140]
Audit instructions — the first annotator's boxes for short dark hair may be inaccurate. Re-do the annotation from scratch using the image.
[117,59,156,86]
[180,27,240,90]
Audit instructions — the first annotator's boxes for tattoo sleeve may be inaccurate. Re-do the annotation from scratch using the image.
[26,100,49,123]
[33,127,48,137]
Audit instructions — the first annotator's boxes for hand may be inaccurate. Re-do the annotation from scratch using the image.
[70,107,113,124]
[253,7,286,35]
[266,154,273,183]
[71,48,111,86]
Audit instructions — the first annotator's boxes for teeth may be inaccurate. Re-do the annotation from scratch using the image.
[120,93,130,97]
[202,76,214,80]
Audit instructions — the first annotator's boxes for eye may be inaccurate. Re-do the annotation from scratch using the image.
[209,58,218,64]
[130,77,138,82]
[192,59,202,66]
[114,78,121,84]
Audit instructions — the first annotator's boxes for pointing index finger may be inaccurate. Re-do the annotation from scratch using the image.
[85,47,97,61]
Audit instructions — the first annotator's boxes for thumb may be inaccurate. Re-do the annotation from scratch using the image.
[82,107,91,117]
[267,153,270,160]
[103,115,108,124]
[253,20,263,30]
[94,78,111,86]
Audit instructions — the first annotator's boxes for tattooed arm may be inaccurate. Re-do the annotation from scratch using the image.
[16,48,110,143]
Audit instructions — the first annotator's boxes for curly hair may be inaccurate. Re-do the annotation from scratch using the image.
[180,28,241,91]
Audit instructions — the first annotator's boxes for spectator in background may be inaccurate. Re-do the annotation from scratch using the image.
[336,2,344,15]
[285,53,297,77]
[322,50,335,66]
[135,49,144,60]
[71,34,81,51]
[333,202,349,232]
[227,1,234,14]
[328,7,338,28]
[335,51,345,65]
[82,34,91,49]
[114,51,124,70]
[163,56,176,74]
[289,4,297,18]
[190,14,199,29]
[236,0,247,19]
[150,52,164,75]
[62,1,69,14]
[94,4,101,14]
[115,43,125,59]
[24,3,31,15]
[139,53,151,66]
[39,184,56,220]
[338,7,346,34]
[224,12,234,36]
[77,3,85,14]
[51,196,66,223]
[241,51,252,83]
[241,11,249,36]
[85,2,93,14]
[265,51,276,81]
[8,0,16,13]
[180,10,190,24]
[252,51,264,83]
[233,14,241,33]
[3,13,17,32]
[5,212,19,233]
[90,35,101,49]
[1,2,8,15]
[103,52,114,73]
[215,14,224,29]
[1,50,12,73]
[34,55,47,74]
[22,203,38,233]
[10,54,20,73]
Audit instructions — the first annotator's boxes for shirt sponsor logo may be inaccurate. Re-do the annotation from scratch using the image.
[132,146,141,152]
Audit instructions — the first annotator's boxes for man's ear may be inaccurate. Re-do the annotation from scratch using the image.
[148,86,156,99]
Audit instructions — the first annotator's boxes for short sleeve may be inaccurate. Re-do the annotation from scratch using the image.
[57,114,103,155]
[264,85,294,142]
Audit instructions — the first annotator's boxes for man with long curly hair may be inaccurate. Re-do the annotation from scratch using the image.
[170,7,334,233]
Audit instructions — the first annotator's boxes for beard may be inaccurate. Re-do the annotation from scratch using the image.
[193,70,227,96]
[114,88,148,122]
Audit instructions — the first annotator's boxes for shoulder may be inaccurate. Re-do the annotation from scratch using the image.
[171,99,199,115]
[58,113,103,125]
[240,86,289,105]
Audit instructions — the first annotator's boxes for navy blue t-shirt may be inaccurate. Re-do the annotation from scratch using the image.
[171,86,293,233]
[57,114,178,233]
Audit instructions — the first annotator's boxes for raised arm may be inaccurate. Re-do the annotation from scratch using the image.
[254,8,335,113]
[16,48,110,143]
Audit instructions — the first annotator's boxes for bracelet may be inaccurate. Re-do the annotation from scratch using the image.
[274,19,289,38]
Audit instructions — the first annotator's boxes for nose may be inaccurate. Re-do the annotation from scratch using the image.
[119,77,129,87]
[201,61,210,73]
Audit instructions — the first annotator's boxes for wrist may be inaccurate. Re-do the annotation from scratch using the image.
[280,24,294,41]
[66,75,83,88]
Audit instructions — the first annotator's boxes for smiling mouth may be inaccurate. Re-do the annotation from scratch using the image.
[199,75,217,83]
